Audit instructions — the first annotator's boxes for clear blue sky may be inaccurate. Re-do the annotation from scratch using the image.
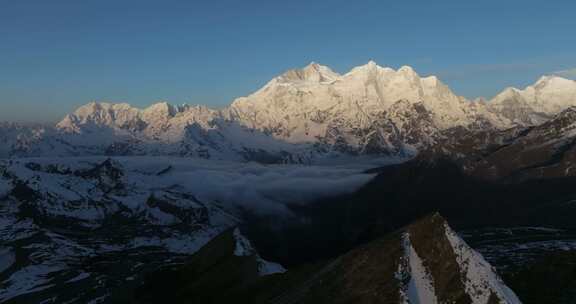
[1,0,575,122]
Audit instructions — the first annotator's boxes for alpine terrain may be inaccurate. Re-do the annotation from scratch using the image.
[2,62,576,303]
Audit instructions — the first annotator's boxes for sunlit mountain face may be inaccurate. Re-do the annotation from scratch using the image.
[2,62,576,304]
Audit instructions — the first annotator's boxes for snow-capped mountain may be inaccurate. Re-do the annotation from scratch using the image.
[2,62,576,162]
[8,102,308,162]
[229,62,482,138]
[56,102,216,142]
[227,61,510,154]
[489,76,576,125]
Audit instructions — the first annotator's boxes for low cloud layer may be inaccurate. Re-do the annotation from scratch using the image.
[120,157,384,216]
[3,156,390,219]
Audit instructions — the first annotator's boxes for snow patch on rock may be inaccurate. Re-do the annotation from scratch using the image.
[400,232,439,304]
[444,223,522,304]
[233,228,286,276]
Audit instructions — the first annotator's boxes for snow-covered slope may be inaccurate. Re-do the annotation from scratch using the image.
[395,214,521,304]
[0,156,376,303]
[232,227,286,276]
[0,157,237,303]
[397,226,520,304]
[443,223,521,304]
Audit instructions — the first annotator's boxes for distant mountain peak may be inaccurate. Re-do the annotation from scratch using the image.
[346,60,391,75]
[142,101,178,119]
[398,65,417,74]
[489,74,576,126]
[304,61,320,69]
[535,74,573,85]
[277,62,340,83]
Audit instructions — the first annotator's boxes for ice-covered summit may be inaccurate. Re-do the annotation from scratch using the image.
[276,61,341,84]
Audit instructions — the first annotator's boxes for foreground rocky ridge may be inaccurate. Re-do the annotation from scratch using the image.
[2,62,576,163]
[137,214,521,304]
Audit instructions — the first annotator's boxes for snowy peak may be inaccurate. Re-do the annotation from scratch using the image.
[489,75,576,125]
[344,60,396,81]
[534,75,575,88]
[398,65,417,75]
[276,61,340,84]
[56,102,142,133]
[344,62,418,78]
[142,102,178,120]
[347,60,383,72]
[56,101,220,135]
[230,60,473,146]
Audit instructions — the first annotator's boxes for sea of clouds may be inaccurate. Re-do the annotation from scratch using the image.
[118,156,397,216]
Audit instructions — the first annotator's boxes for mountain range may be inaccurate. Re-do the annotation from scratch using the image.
[2,61,576,165]
[2,62,576,303]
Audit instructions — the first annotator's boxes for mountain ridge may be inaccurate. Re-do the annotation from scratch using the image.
[136,213,521,304]
[2,61,576,163]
